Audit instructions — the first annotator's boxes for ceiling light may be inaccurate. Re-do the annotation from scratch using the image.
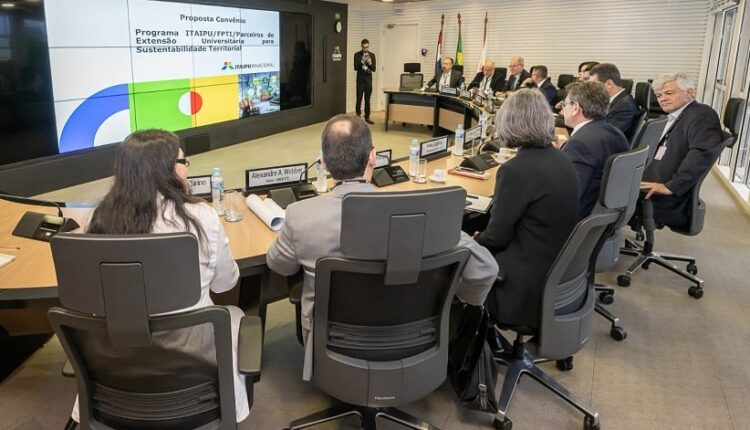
[1,3,16,8]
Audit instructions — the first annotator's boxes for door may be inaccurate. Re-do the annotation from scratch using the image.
[378,23,420,110]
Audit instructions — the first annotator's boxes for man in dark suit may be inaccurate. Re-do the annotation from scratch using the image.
[504,56,531,92]
[520,65,558,105]
[639,72,723,228]
[424,57,463,90]
[590,63,640,140]
[559,81,630,218]
[467,60,505,95]
[353,39,376,124]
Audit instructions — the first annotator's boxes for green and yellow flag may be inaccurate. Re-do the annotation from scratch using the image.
[455,14,463,66]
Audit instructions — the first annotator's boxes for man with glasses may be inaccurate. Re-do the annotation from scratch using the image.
[520,65,557,105]
[468,60,506,95]
[638,72,723,228]
[504,56,530,92]
[424,57,463,90]
[557,81,630,218]
[353,39,376,125]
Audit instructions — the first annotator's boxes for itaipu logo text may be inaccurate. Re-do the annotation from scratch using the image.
[221,61,254,71]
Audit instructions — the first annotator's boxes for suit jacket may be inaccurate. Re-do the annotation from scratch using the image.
[562,120,630,218]
[468,71,505,93]
[643,101,723,227]
[266,182,498,381]
[523,78,558,105]
[475,146,579,329]
[353,50,376,80]
[426,68,463,88]
[505,69,531,92]
[608,90,640,140]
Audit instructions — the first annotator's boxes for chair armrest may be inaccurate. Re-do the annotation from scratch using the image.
[237,315,263,377]
[62,360,75,377]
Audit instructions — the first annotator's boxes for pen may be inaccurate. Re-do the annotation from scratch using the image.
[466,194,478,199]
[456,166,482,174]
[0,245,20,250]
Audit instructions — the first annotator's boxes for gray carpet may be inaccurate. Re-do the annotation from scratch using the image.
[2,171,749,430]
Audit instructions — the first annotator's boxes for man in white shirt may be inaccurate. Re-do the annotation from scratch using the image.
[424,57,463,90]
[468,60,505,95]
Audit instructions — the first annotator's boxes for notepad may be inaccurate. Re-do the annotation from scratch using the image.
[464,194,493,214]
[0,253,16,269]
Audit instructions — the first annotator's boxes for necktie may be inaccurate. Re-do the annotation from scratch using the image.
[513,74,519,90]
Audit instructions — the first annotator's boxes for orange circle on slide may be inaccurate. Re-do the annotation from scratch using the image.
[190,91,203,114]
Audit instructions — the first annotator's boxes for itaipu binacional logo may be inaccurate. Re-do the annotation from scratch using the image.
[222,61,236,70]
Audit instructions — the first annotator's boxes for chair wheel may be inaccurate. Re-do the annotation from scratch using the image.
[556,356,574,371]
[617,275,631,287]
[686,263,698,275]
[610,326,627,341]
[584,415,600,430]
[636,231,645,241]
[494,417,512,430]
[598,292,614,305]
[688,286,704,299]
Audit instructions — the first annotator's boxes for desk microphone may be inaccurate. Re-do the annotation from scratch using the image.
[298,158,321,183]
[0,193,80,241]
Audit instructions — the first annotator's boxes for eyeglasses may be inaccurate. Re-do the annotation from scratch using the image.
[508,63,521,68]
[175,158,190,167]
[560,100,576,108]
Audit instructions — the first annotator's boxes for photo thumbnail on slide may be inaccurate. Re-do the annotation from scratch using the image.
[44,0,280,153]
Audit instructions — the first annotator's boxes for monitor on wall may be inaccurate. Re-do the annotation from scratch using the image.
[0,0,312,167]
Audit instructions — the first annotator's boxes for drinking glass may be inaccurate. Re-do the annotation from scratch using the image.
[413,159,428,184]
[224,190,244,222]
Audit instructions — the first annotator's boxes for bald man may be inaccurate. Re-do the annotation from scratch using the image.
[505,56,531,92]
[468,60,506,95]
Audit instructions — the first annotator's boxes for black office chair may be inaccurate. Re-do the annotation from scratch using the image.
[492,208,620,430]
[621,78,634,95]
[647,79,667,119]
[629,82,652,148]
[285,187,471,430]
[495,67,508,92]
[617,98,745,297]
[400,63,424,91]
[592,145,651,341]
[48,233,262,430]
[557,74,575,89]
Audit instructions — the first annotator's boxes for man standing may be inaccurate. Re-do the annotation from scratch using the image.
[520,65,557,105]
[640,72,723,228]
[468,60,505,95]
[558,81,630,218]
[590,63,640,140]
[424,57,463,90]
[504,56,530,92]
[267,114,498,381]
[353,39,376,124]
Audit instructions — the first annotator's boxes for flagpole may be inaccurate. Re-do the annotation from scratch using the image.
[477,11,488,73]
[435,14,444,73]
[456,13,463,67]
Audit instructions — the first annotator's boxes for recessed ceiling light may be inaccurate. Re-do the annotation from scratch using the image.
[1,3,15,8]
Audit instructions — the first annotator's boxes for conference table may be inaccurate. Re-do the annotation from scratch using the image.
[0,126,566,339]
[383,88,488,134]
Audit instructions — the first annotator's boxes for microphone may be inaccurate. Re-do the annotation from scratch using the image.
[298,158,321,182]
[0,193,65,217]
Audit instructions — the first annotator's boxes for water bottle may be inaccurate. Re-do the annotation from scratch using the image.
[453,124,465,156]
[479,112,488,140]
[315,152,328,193]
[211,167,225,216]
[409,138,420,177]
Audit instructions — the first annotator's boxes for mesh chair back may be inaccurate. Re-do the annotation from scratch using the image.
[311,188,470,408]
[534,211,619,359]
[400,73,424,90]
[48,233,238,430]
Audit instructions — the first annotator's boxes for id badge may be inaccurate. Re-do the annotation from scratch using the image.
[654,146,667,161]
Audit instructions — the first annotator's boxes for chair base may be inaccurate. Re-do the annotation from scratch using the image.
[593,285,626,340]
[618,239,704,298]
[492,334,600,429]
[286,403,440,430]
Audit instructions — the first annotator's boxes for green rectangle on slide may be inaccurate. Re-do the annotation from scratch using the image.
[129,82,193,131]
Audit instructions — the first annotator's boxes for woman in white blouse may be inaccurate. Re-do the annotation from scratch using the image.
[69,129,248,425]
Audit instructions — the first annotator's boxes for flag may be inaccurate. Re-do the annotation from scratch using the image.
[477,12,488,73]
[455,14,463,67]
[435,14,444,72]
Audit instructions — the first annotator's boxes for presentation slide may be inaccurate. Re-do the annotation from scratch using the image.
[44,0,280,153]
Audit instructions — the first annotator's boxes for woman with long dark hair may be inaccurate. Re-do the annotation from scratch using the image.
[70,129,248,423]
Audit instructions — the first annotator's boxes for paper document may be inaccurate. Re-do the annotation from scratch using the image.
[465,194,493,214]
[246,194,286,231]
[0,253,16,269]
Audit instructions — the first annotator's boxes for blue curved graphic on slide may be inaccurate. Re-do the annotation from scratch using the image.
[59,84,130,153]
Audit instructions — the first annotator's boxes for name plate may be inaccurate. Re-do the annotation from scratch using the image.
[421,136,449,157]
[460,89,472,99]
[375,149,392,168]
[465,125,482,144]
[473,94,484,106]
[187,175,212,195]
[245,163,308,190]
[440,86,458,96]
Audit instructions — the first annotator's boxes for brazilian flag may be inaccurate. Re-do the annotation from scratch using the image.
[455,29,463,66]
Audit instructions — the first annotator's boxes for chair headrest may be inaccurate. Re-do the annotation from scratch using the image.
[340,187,466,284]
[634,82,651,110]
[724,98,745,136]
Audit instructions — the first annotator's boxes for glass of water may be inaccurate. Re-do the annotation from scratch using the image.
[223,190,244,222]
[413,159,428,184]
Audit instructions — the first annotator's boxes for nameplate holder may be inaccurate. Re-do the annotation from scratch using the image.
[460,89,472,100]
[464,125,482,148]
[187,175,212,197]
[472,94,484,106]
[245,163,308,192]
[420,136,449,160]
[439,86,458,96]
[375,149,392,168]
